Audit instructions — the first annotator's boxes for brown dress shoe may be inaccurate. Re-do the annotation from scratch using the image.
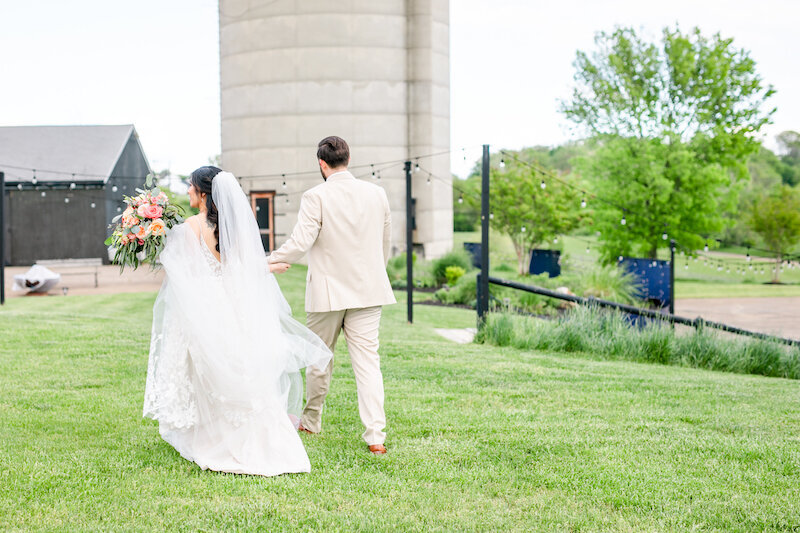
[297,423,314,434]
[368,444,387,455]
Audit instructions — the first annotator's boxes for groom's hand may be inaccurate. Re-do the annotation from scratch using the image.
[270,262,291,274]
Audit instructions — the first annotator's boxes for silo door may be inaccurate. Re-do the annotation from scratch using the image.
[249,191,275,252]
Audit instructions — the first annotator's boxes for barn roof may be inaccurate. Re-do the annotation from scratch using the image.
[0,125,149,184]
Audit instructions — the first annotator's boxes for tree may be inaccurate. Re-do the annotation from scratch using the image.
[453,174,480,231]
[750,185,800,283]
[561,26,775,261]
[776,131,800,186]
[466,150,586,274]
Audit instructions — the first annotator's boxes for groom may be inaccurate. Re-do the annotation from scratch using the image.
[268,136,396,455]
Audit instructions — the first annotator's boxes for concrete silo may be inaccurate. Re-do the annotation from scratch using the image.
[219,0,451,258]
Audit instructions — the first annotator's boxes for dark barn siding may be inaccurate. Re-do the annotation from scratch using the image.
[8,189,107,265]
[5,131,149,265]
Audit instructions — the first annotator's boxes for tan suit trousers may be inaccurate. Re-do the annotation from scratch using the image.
[302,306,386,445]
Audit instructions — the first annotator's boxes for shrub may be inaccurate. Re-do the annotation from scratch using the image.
[432,248,473,284]
[580,264,641,304]
[445,266,466,286]
[476,307,800,380]
[434,273,477,306]
[386,252,437,289]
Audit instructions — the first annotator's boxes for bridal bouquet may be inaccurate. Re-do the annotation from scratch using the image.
[105,175,184,271]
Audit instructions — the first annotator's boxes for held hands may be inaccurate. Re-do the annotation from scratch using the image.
[269,262,291,274]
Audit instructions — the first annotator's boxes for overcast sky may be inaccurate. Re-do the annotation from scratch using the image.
[1,0,797,178]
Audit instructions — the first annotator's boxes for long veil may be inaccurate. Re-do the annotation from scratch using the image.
[144,171,331,433]
[212,171,332,415]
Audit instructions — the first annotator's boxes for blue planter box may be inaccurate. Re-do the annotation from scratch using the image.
[462,242,482,268]
[617,257,671,310]
[529,249,561,278]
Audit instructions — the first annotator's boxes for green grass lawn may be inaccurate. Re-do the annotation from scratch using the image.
[2,267,800,531]
[454,231,800,299]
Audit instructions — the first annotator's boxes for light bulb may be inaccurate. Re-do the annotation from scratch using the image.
[621,216,626,225]
[499,159,505,168]
[704,244,709,252]
[415,162,420,172]
[64,197,70,204]
[70,183,76,190]
[458,195,463,204]
[662,233,668,240]
[581,198,587,208]
[540,180,546,190]
[41,191,46,197]
[112,185,118,192]
[521,226,526,233]
[489,213,494,220]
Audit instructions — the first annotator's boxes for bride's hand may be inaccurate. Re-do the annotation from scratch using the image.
[269,262,291,274]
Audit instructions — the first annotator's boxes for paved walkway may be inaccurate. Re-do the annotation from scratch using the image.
[2,264,164,298]
[675,297,800,342]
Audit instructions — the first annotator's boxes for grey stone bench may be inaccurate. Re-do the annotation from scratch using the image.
[35,258,103,288]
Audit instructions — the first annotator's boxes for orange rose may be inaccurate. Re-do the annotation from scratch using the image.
[149,218,166,237]
[133,225,147,240]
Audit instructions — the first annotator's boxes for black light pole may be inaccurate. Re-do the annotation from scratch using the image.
[0,171,5,305]
[669,239,676,315]
[477,145,490,326]
[405,161,413,324]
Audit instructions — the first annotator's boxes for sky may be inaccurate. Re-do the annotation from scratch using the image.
[1,0,798,179]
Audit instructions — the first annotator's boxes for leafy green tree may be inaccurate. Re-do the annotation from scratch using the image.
[776,131,800,186]
[466,150,586,274]
[750,185,800,283]
[453,174,480,231]
[561,26,775,261]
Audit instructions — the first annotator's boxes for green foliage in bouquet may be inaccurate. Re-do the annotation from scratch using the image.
[104,174,185,271]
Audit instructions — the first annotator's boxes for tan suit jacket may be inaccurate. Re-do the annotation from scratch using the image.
[268,170,397,313]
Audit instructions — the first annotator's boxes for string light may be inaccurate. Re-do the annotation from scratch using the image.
[90,202,96,209]
[414,160,420,173]
[586,246,590,254]
[40,191,46,197]
[371,164,375,178]
[499,159,505,168]
[112,185,118,192]
[620,215,627,225]
[521,226,526,232]
[580,198,587,208]
[489,212,494,220]
[458,194,463,204]
[704,243,709,252]
[70,182,76,190]
[282,174,286,188]
[540,180,546,190]
[16,184,22,190]
[662,232,668,240]
[553,237,558,244]
[426,173,431,185]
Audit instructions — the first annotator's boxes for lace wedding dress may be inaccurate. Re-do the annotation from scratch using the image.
[143,172,332,476]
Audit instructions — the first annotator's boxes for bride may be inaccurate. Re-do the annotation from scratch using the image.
[143,166,332,476]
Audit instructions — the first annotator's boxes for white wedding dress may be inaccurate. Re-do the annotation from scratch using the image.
[143,172,332,476]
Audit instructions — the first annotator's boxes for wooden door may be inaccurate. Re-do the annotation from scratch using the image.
[249,191,275,252]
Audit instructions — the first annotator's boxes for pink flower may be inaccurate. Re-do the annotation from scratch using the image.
[142,204,163,219]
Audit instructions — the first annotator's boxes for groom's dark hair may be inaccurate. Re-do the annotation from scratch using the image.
[317,136,350,168]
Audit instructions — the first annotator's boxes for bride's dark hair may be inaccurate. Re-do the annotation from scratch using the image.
[190,166,223,252]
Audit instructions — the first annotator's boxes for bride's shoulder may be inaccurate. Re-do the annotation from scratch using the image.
[183,215,203,235]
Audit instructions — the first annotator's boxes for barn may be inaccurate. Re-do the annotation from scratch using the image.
[0,125,151,265]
